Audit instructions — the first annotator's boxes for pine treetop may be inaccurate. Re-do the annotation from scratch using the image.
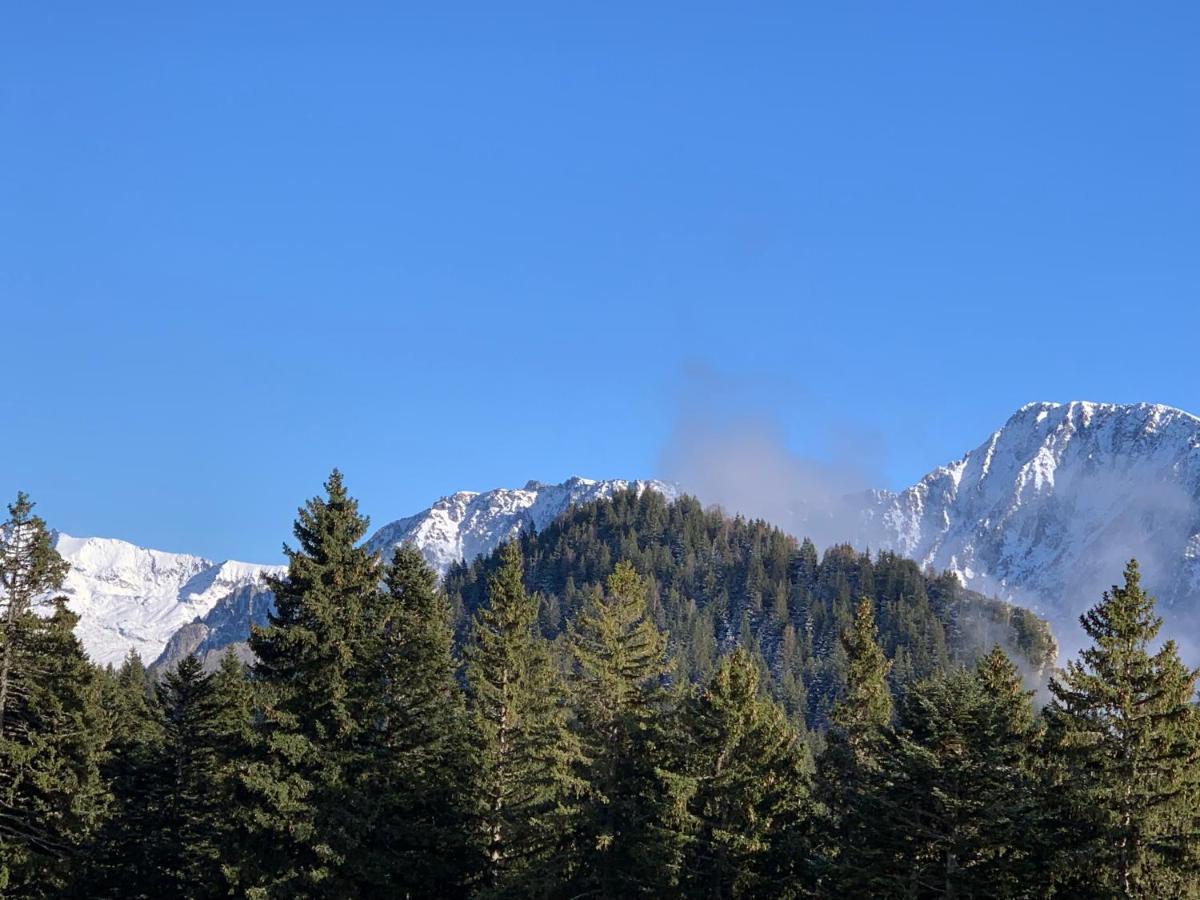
[832,597,892,733]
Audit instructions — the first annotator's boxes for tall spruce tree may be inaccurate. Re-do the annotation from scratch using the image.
[1044,560,1200,897]
[831,597,893,740]
[208,649,256,893]
[681,648,815,899]
[0,495,108,895]
[0,600,109,897]
[465,541,578,898]
[0,493,69,732]
[242,470,384,898]
[565,561,689,898]
[149,655,236,898]
[816,596,892,893]
[364,545,475,897]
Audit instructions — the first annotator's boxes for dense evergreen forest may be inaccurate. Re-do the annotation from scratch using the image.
[444,488,1056,732]
[2,474,1199,898]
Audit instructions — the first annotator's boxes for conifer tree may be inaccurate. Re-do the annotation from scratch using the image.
[465,541,578,898]
[209,649,254,765]
[831,597,893,741]
[208,650,256,892]
[681,648,815,899]
[816,596,892,893]
[242,470,384,897]
[0,493,69,732]
[0,600,109,896]
[0,495,108,894]
[363,545,475,897]
[150,655,233,898]
[1044,560,1200,897]
[565,561,689,898]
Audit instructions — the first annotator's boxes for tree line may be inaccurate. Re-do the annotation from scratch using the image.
[1,474,1199,898]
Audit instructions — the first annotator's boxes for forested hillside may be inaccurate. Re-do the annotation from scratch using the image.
[445,488,1055,729]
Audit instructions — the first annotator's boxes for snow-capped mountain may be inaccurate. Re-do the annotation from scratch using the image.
[365,476,677,575]
[862,402,1200,654]
[47,534,283,667]
[48,405,1200,668]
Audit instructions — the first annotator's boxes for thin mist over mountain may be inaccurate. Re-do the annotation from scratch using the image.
[864,402,1200,658]
[664,400,1200,659]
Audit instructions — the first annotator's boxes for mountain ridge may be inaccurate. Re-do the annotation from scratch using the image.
[40,400,1200,666]
[46,533,284,667]
[861,400,1200,652]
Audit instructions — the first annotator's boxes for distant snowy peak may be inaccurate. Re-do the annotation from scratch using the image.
[366,476,677,574]
[868,401,1200,641]
[49,533,282,667]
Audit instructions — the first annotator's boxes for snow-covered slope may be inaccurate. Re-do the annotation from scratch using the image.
[863,402,1200,652]
[48,534,282,666]
[366,476,677,574]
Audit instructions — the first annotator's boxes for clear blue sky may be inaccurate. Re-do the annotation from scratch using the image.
[2,3,1198,562]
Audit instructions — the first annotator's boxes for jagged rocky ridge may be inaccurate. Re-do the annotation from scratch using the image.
[364,476,678,571]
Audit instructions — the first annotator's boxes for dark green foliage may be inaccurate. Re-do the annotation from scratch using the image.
[0,493,108,895]
[9,479,1200,900]
[444,490,1055,731]
[564,562,691,898]
[1044,560,1200,897]
[815,596,892,892]
[831,597,893,737]
[366,545,476,896]
[0,601,109,897]
[242,469,386,897]
[207,650,256,890]
[76,651,166,898]
[838,651,1045,898]
[145,654,251,898]
[681,648,815,899]
[465,542,579,897]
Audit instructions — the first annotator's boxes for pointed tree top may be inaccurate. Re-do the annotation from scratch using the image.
[325,468,346,497]
[7,491,34,521]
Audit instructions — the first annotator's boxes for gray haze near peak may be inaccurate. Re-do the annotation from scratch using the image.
[655,364,887,549]
[658,414,880,552]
